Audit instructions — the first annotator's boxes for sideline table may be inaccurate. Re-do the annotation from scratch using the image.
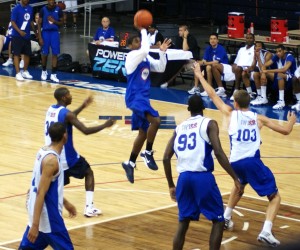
[287,30,300,39]
[218,34,300,62]
[88,43,193,86]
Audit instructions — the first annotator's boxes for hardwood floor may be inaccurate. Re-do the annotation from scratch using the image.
[0,76,300,249]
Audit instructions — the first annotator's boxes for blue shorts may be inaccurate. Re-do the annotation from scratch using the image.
[19,225,74,250]
[41,30,60,55]
[129,99,159,132]
[64,156,90,185]
[231,157,278,197]
[176,171,224,222]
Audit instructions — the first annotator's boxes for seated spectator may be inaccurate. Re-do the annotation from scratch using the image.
[160,24,199,88]
[292,66,300,111]
[147,24,164,48]
[93,16,115,45]
[189,33,234,96]
[230,33,255,100]
[249,41,273,105]
[262,44,297,110]
[2,22,13,66]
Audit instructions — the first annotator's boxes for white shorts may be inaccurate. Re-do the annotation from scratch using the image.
[64,0,78,13]
[221,63,235,81]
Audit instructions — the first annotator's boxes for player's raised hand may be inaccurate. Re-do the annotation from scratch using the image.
[160,38,172,52]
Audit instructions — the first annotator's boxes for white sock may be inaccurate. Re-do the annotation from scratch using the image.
[246,87,252,93]
[224,207,233,220]
[262,220,273,233]
[86,191,94,208]
[257,88,261,96]
[7,58,12,62]
[295,93,300,102]
[279,90,284,101]
[261,86,267,99]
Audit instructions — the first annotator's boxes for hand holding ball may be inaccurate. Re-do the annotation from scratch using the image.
[134,9,153,29]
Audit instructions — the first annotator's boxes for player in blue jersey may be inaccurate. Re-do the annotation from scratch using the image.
[262,44,297,110]
[121,23,172,184]
[11,0,36,81]
[45,87,115,217]
[163,94,241,250]
[19,122,76,250]
[93,16,115,44]
[194,62,296,247]
[38,0,63,83]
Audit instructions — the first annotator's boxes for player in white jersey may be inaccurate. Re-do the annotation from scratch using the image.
[45,87,115,217]
[194,62,296,247]
[19,122,76,249]
[163,94,241,250]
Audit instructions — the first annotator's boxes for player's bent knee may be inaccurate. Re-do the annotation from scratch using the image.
[267,191,280,202]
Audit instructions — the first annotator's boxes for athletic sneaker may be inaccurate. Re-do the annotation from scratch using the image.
[16,72,24,81]
[2,58,13,66]
[160,82,168,89]
[19,59,24,69]
[188,86,200,95]
[215,87,227,98]
[224,218,234,230]
[122,161,135,183]
[21,70,33,79]
[272,100,285,110]
[250,96,268,105]
[50,74,60,83]
[248,92,257,100]
[140,150,158,170]
[41,70,48,81]
[257,231,280,247]
[200,90,209,97]
[84,205,102,217]
[291,101,300,112]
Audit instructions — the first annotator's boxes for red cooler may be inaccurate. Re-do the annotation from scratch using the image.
[228,12,245,38]
[270,17,288,42]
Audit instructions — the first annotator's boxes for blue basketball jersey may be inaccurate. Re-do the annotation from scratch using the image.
[11,3,33,40]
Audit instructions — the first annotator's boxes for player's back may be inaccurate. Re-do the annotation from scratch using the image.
[228,110,261,163]
[174,115,214,173]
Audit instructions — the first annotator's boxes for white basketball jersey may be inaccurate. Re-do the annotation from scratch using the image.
[228,110,261,162]
[45,105,65,146]
[27,147,64,233]
[174,115,214,173]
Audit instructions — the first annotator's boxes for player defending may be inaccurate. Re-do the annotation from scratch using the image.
[163,94,241,250]
[121,21,172,183]
[193,62,296,247]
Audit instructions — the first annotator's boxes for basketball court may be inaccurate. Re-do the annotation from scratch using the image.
[0,72,300,249]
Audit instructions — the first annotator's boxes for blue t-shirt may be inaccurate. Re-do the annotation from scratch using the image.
[271,53,297,77]
[203,44,228,64]
[40,5,63,31]
[93,26,115,41]
[11,3,33,40]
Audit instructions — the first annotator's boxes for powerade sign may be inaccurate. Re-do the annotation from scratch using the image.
[88,43,129,82]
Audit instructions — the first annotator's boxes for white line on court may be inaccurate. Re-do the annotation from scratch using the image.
[0,246,15,250]
[221,236,238,245]
[242,222,249,231]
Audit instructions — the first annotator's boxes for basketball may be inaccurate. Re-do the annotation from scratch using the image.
[57,2,66,10]
[134,9,153,28]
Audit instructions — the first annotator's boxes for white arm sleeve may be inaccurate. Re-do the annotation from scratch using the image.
[125,29,150,75]
[147,50,167,73]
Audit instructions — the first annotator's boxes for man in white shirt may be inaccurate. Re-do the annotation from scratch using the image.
[230,33,255,100]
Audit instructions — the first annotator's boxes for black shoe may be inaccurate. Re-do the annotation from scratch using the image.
[140,150,158,170]
[122,161,135,183]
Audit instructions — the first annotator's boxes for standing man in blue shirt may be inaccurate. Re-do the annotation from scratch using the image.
[93,16,115,45]
[11,0,35,81]
[38,0,63,83]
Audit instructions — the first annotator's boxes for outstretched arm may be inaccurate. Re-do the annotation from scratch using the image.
[149,38,172,73]
[258,111,296,135]
[72,96,93,115]
[193,62,232,116]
